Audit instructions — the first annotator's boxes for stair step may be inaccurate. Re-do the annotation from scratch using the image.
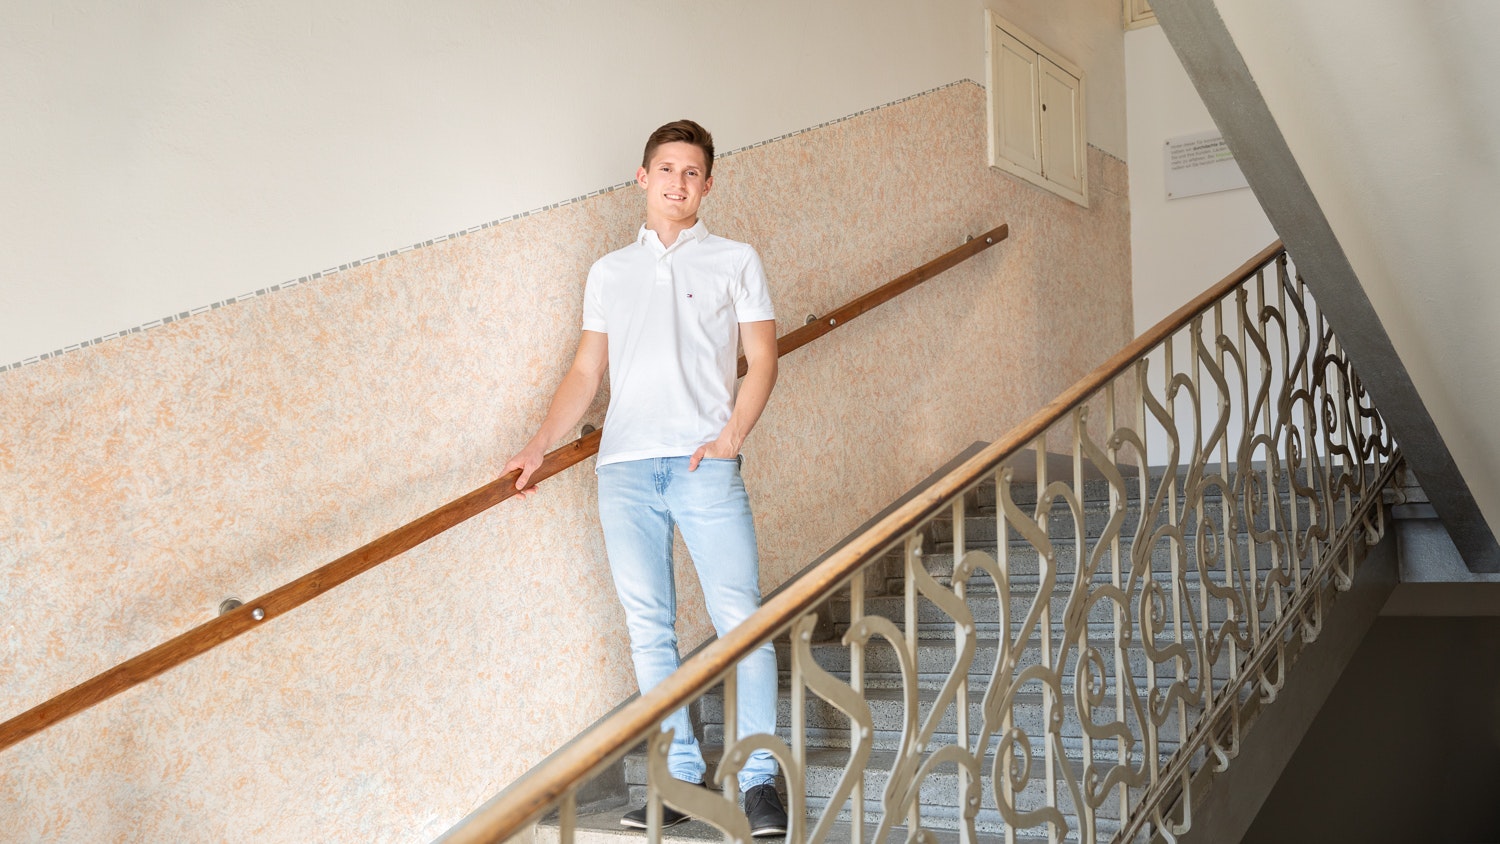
[984,467,1316,509]
[982,476,1121,507]
[936,478,1314,542]
[920,499,1307,550]
[695,686,1190,756]
[876,532,1279,585]
[535,804,1011,844]
[830,581,1253,637]
[618,748,1135,838]
[924,501,1143,546]
[776,635,1238,692]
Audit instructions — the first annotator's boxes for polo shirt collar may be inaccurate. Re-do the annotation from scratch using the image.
[637,220,710,251]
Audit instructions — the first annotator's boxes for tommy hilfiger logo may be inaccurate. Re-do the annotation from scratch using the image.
[686,293,694,298]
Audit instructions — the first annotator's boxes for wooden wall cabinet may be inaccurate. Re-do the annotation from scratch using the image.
[985,11,1088,207]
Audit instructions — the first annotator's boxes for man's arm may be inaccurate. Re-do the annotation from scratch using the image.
[503,330,609,497]
[690,319,778,471]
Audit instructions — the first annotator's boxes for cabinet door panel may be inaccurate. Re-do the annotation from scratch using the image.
[1040,58,1084,196]
[994,27,1041,176]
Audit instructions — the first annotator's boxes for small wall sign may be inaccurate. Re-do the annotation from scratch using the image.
[1164,130,1249,199]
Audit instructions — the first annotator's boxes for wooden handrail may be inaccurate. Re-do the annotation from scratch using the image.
[744,228,1008,377]
[0,223,1009,754]
[438,239,1287,843]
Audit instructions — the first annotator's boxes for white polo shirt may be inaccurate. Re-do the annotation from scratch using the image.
[583,220,775,467]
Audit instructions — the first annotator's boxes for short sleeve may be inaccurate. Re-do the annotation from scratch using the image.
[733,246,775,323]
[581,260,608,333]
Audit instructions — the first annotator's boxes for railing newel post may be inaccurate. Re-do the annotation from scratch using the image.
[950,493,974,844]
[1236,280,1262,656]
[1105,376,1130,827]
[1191,306,1217,718]
[848,569,865,844]
[558,788,577,844]
[722,663,738,798]
[997,462,1018,844]
[788,615,806,844]
[1162,322,1190,760]
[1069,408,1096,843]
[902,532,921,836]
[1217,294,1242,706]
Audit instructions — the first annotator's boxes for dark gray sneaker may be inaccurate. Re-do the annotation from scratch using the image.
[744,784,787,837]
[619,800,691,830]
[620,782,704,830]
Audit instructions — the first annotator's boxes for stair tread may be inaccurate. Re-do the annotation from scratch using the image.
[535,804,1023,844]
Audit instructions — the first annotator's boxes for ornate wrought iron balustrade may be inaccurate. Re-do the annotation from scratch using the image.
[443,243,1400,844]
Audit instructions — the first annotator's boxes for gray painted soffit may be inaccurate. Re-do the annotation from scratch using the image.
[1148,0,1500,573]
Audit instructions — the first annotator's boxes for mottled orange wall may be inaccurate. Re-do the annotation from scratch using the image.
[0,82,1130,842]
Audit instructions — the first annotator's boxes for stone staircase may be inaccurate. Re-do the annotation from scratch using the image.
[537,463,1301,844]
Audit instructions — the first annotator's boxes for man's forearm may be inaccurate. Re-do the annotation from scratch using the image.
[527,366,601,451]
[719,319,779,452]
[722,356,777,451]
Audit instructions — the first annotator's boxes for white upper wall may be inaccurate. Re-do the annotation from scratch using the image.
[1,0,1126,366]
[1124,22,1275,464]
[1125,23,1275,332]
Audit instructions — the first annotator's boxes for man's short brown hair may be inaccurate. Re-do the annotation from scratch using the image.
[642,119,715,177]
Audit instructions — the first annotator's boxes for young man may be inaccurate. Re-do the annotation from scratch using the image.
[504,120,787,836]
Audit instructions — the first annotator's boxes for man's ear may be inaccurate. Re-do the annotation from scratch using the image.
[703,175,713,195]
[636,166,648,188]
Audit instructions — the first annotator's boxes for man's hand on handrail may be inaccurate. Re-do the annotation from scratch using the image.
[502,445,547,500]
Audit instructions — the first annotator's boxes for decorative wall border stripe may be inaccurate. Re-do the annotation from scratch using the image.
[1,80,978,375]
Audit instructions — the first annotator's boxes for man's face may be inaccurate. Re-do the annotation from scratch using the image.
[637,141,712,227]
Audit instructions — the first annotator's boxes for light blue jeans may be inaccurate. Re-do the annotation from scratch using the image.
[596,456,779,791]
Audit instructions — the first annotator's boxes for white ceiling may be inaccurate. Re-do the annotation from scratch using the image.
[1207,0,1500,541]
